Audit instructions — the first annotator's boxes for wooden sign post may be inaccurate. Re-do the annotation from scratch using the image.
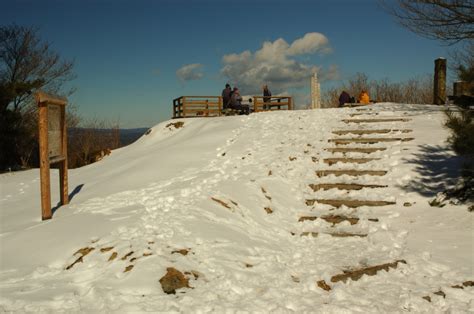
[36,91,69,220]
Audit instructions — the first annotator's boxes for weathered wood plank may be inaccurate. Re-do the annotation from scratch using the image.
[315,170,387,177]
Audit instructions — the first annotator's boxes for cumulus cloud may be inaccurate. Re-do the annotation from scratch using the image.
[176,63,204,82]
[287,32,331,55]
[220,32,334,95]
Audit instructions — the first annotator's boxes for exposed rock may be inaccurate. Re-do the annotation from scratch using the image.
[159,267,190,294]
[317,280,331,291]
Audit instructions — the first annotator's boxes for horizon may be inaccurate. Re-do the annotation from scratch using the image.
[2,0,456,128]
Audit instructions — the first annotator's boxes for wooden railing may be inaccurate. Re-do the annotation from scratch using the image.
[173,96,223,118]
[252,96,293,112]
[172,95,293,118]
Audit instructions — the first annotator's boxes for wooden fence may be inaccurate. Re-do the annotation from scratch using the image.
[252,96,293,112]
[173,96,223,118]
[172,95,293,118]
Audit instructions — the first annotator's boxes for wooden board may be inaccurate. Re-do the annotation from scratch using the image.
[47,104,62,158]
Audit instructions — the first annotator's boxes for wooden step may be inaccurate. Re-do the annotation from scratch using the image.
[329,137,414,145]
[315,170,387,177]
[330,232,368,238]
[299,215,358,225]
[323,158,381,165]
[306,199,396,207]
[317,260,407,291]
[332,129,412,135]
[342,118,411,123]
[309,183,387,191]
[300,232,368,238]
[326,147,386,154]
[299,215,380,225]
[349,113,378,117]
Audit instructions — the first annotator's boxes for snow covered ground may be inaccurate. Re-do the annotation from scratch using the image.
[0,103,472,312]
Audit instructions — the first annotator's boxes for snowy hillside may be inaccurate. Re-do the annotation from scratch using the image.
[0,103,472,312]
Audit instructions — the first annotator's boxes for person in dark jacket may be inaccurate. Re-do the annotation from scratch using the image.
[338,91,351,107]
[222,84,232,109]
[229,87,249,115]
[263,85,272,110]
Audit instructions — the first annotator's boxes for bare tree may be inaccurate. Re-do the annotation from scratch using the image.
[68,118,121,168]
[382,0,474,44]
[0,24,75,112]
[322,73,433,107]
[0,24,76,170]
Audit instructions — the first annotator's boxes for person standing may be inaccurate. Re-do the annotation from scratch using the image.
[221,83,232,110]
[263,85,272,110]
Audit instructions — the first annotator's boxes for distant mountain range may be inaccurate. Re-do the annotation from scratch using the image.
[119,128,150,146]
[68,127,149,147]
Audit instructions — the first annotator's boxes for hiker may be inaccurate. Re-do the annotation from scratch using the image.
[263,85,272,110]
[338,91,351,107]
[222,83,232,109]
[358,90,370,104]
[229,87,250,115]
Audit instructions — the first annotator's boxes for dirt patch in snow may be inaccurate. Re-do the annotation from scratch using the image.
[166,121,184,129]
[211,197,231,209]
[65,247,95,270]
[172,248,191,256]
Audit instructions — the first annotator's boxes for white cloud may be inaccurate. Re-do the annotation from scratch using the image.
[288,32,331,56]
[220,32,334,95]
[176,63,204,82]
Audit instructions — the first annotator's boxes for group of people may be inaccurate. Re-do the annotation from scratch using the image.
[338,90,370,107]
[221,84,248,114]
[221,84,272,115]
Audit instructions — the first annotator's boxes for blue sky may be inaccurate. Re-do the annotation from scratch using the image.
[3,0,450,128]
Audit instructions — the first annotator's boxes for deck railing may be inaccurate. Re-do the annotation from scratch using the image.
[172,95,293,118]
[173,96,223,118]
[252,96,293,112]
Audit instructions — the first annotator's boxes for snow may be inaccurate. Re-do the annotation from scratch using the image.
[0,103,473,312]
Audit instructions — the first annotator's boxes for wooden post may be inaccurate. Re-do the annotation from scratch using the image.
[182,96,187,118]
[433,58,446,105]
[253,96,257,112]
[218,96,222,116]
[59,105,69,205]
[172,99,176,118]
[38,103,52,220]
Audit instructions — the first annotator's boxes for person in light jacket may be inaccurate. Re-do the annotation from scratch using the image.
[229,87,249,115]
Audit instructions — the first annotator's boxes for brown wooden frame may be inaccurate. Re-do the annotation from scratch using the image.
[173,96,223,118]
[252,96,293,112]
[36,91,69,220]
